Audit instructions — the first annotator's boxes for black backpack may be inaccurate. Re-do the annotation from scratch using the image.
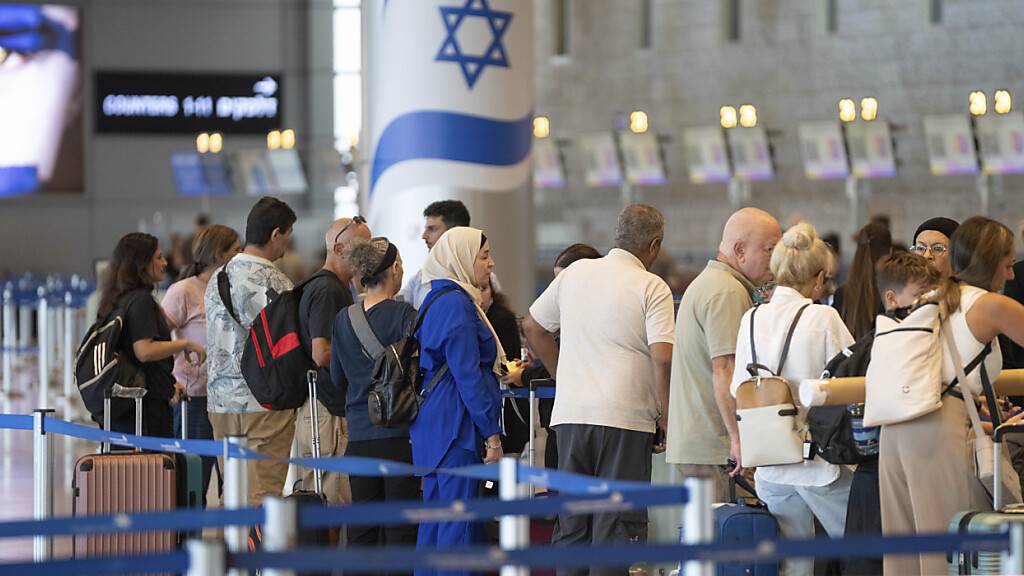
[805,332,875,465]
[74,293,146,423]
[347,287,454,428]
[217,266,319,411]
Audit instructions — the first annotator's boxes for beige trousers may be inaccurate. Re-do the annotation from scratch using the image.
[676,463,732,503]
[209,410,296,507]
[879,398,1004,576]
[295,397,351,505]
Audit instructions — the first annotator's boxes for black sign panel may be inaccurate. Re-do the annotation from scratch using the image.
[95,72,283,135]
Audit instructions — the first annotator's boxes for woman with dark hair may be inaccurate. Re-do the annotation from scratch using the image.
[331,237,419,548]
[161,225,239,504]
[833,221,892,339]
[97,232,206,437]
[481,275,528,455]
[501,243,601,469]
[880,217,1024,575]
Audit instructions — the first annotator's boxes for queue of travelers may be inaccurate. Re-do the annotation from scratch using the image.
[89,193,1024,576]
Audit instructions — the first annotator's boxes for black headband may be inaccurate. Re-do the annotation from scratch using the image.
[370,240,398,278]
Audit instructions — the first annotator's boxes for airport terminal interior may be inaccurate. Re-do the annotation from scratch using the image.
[3,1,1024,574]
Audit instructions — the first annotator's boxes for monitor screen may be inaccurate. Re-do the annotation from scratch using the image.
[0,4,82,197]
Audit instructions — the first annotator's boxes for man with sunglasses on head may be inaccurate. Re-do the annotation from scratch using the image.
[294,216,371,505]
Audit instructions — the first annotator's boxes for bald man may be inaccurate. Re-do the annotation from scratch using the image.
[666,207,782,502]
[294,217,371,505]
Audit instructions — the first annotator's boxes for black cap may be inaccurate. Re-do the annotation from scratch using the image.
[914,217,960,244]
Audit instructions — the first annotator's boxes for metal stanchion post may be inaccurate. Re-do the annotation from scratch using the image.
[19,300,31,352]
[187,539,227,576]
[224,435,250,576]
[681,477,713,576]
[62,292,74,404]
[33,408,55,562]
[2,285,12,397]
[37,288,48,403]
[263,496,297,576]
[1003,522,1024,575]
[527,386,536,495]
[499,456,529,576]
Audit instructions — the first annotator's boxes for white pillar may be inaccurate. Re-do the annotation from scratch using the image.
[362,0,536,312]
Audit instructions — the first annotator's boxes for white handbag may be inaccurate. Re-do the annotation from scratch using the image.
[941,326,1018,503]
[734,304,809,468]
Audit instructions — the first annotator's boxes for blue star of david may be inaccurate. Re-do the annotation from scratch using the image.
[435,0,513,89]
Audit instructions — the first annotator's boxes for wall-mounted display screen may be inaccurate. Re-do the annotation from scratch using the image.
[533,138,566,188]
[0,4,82,197]
[683,126,731,184]
[96,72,283,134]
[976,113,1024,174]
[620,132,666,185]
[579,132,623,187]
[171,152,232,196]
[845,120,897,178]
[727,126,774,181]
[798,121,849,180]
[924,114,979,176]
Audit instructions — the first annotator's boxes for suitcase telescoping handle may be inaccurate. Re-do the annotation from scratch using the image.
[102,385,146,453]
[180,395,189,441]
[307,370,324,495]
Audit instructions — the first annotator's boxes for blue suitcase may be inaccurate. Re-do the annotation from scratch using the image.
[713,476,780,576]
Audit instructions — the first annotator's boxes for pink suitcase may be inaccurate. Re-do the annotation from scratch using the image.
[72,395,177,558]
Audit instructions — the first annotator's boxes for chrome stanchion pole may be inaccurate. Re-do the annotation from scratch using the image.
[681,477,713,576]
[37,288,48,403]
[62,292,74,404]
[262,496,297,576]
[2,285,13,397]
[186,539,227,576]
[33,408,55,561]
[499,456,528,576]
[1003,522,1024,575]
[224,435,250,576]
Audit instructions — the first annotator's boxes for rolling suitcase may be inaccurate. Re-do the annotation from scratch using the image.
[176,396,204,538]
[713,475,780,576]
[249,371,332,562]
[947,423,1024,575]
[73,392,178,558]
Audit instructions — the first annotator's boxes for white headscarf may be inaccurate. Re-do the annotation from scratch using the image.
[421,226,507,374]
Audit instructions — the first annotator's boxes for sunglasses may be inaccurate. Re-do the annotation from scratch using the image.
[333,216,366,245]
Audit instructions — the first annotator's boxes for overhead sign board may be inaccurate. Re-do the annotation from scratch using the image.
[96,72,283,134]
[845,120,897,178]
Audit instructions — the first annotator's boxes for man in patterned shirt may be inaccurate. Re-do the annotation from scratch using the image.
[205,197,296,506]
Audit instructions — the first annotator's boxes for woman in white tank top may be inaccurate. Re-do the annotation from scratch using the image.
[881,217,1024,576]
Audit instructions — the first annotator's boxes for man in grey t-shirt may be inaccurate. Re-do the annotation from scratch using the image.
[666,207,780,501]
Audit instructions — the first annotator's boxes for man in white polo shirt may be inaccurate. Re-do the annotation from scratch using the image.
[523,204,675,575]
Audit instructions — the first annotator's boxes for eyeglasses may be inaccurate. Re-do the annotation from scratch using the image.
[333,216,366,245]
[910,243,948,256]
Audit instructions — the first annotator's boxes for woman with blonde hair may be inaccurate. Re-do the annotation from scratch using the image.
[730,222,854,576]
[411,227,504,565]
[881,216,1024,576]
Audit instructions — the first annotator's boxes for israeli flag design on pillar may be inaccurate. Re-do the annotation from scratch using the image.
[364,0,533,277]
